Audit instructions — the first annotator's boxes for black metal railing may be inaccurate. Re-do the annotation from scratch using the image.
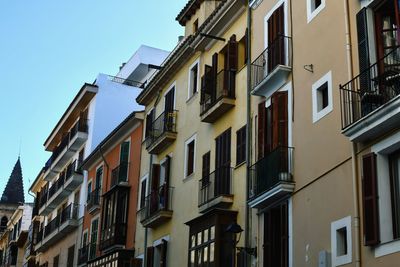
[145,110,178,149]
[36,228,43,244]
[200,69,236,115]
[250,35,292,90]
[43,204,78,239]
[38,190,48,209]
[87,187,101,211]
[99,223,127,251]
[111,162,129,187]
[107,75,144,88]
[198,167,233,206]
[248,146,294,200]
[78,244,89,265]
[340,46,400,129]
[140,185,173,222]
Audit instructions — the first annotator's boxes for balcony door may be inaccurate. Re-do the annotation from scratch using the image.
[215,129,231,196]
[267,5,285,73]
[119,141,130,182]
[164,87,175,131]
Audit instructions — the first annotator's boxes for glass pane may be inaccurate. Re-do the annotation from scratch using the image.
[190,250,196,264]
[203,246,208,263]
[210,242,215,262]
[197,249,202,265]
[191,235,196,248]
[197,232,202,246]
[210,226,215,240]
[204,229,209,243]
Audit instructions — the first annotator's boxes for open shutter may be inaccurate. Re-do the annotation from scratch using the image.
[151,164,160,213]
[228,34,238,71]
[357,8,371,93]
[160,239,168,267]
[212,53,219,100]
[272,92,288,149]
[362,153,380,246]
[146,246,154,267]
[258,101,266,160]
[202,152,211,181]
[146,110,154,138]
[164,156,171,210]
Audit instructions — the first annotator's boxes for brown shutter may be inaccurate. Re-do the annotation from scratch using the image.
[244,28,249,64]
[151,164,160,190]
[146,110,154,138]
[212,53,218,100]
[362,153,380,246]
[228,34,238,71]
[202,152,211,179]
[160,239,168,267]
[164,156,171,209]
[258,101,266,160]
[146,246,154,267]
[272,92,288,149]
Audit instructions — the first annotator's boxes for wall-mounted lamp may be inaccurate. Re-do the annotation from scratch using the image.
[226,222,257,257]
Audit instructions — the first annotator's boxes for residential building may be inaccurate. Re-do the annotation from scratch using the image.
[78,111,143,267]
[30,45,168,267]
[134,0,249,266]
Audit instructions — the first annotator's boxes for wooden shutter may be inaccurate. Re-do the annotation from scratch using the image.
[272,92,288,149]
[202,152,211,179]
[164,156,171,209]
[362,153,380,246]
[151,164,161,191]
[356,8,371,93]
[228,34,238,71]
[160,239,168,267]
[201,65,213,104]
[258,101,266,160]
[145,110,154,138]
[236,126,246,165]
[146,246,154,267]
[212,53,219,100]
[268,5,285,72]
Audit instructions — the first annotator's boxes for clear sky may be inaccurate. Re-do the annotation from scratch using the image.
[0,0,187,202]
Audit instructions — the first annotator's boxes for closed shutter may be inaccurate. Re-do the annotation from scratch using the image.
[212,53,219,101]
[145,110,154,138]
[258,101,266,160]
[146,246,154,267]
[272,91,288,149]
[362,153,380,246]
[357,8,371,93]
[164,156,171,209]
[160,239,168,267]
[119,141,130,182]
[263,211,272,267]
[202,152,211,183]
[228,34,238,71]
[151,164,160,213]
[268,5,285,72]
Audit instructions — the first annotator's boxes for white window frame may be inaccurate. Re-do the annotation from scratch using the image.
[188,58,200,100]
[331,216,352,266]
[371,131,400,257]
[184,134,197,179]
[264,0,289,53]
[95,163,104,189]
[307,0,326,24]
[164,82,177,110]
[82,229,88,247]
[138,174,149,210]
[312,71,333,123]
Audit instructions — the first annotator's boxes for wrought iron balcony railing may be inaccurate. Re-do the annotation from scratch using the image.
[198,167,233,206]
[200,69,236,115]
[43,203,79,239]
[86,187,101,211]
[111,162,129,187]
[140,185,173,222]
[145,111,178,149]
[99,223,127,251]
[78,243,97,265]
[340,46,400,129]
[248,146,294,200]
[250,35,292,91]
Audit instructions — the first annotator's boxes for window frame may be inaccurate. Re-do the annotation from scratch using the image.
[236,126,247,166]
[138,174,149,210]
[307,0,326,24]
[164,82,177,110]
[312,71,333,123]
[184,134,197,179]
[331,216,352,266]
[188,59,200,100]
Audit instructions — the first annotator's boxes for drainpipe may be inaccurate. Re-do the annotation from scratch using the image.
[99,145,110,190]
[245,1,252,266]
[343,0,361,266]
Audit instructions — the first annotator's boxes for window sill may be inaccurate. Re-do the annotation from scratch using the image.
[375,238,400,258]
[183,173,195,183]
[186,92,199,104]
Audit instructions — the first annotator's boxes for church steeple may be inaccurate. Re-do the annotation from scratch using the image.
[1,157,25,204]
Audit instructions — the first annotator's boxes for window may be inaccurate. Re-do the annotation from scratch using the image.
[236,126,246,165]
[331,216,352,266]
[53,255,59,267]
[237,32,248,70]
[90,218,99,259]
[188,60,199,99]
[193,19,199,33]
[145,109,155,139]
[118,141,130,182]
[189,226,216,267]
[312,71,333,123]
[95,166,103,189]
[67,245,75,267]
[389,150,400,239]
[185,135,196,178]
[87,181,92,202]
[139,175,149,210]
[307,0,326,23]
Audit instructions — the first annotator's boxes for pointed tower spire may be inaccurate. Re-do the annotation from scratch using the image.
[1,157,25,204]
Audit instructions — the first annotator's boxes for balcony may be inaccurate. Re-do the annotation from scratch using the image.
[78,243,96,266]
[44,118,88,181]
[86,187,101,214]
[198,167,233,213]
[140,185,173,228]
[35,204,79,253]
[251,35,292,98]
[145,111,178,154]
[340,47,400,142]
[111,162,129,188]
[200,69,236,123]
[39,160,83,216]
[99,223,127,251]
[248,146,294,208]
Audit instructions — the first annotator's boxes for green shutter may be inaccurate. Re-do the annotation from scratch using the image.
[119,141,130,182]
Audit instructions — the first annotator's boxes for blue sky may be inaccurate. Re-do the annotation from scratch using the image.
[0,0,187,202]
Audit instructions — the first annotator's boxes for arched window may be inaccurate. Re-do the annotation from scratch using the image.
[0,216,8,232]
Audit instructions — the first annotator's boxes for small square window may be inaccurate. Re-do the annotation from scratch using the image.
[307,0,326,23]
[331,216,352,266]
[312,71,333,123]
[336,227,348,256]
